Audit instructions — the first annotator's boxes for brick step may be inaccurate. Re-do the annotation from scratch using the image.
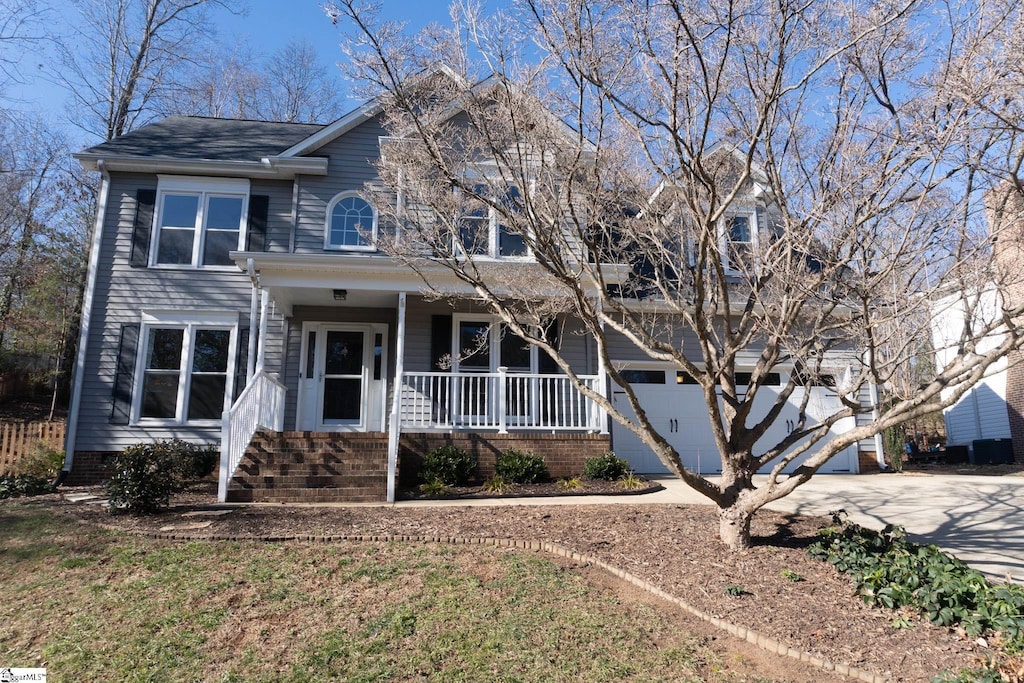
[227,487,387,503]
[231,474,387,488]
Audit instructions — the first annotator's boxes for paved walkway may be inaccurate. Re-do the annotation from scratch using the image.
[397,473,1024,582]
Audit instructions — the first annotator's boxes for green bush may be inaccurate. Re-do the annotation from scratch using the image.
[420,445,477,486]
[170,440,219,480]
[0,473,54,499]
[15,442,65,479]
[809,511,1024,647]
[495,449,548,484]
[106,439,212,514]
[582,452,631,480]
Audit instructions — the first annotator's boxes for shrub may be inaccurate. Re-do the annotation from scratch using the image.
[170,440,219,480]
[495,448,548,484]
[107,443,180,514]
[420,445,476,486]
[15,442,65,479]
[106,439,211,514]
[0,473,54,499]
[582,452,631,481]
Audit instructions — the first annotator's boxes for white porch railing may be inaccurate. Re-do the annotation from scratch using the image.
[400,370,603,432]
[218,370,286,502]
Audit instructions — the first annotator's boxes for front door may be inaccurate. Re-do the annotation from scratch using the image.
[297,323,387,432]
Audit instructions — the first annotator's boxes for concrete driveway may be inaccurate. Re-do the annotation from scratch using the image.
[757,473,1024,583]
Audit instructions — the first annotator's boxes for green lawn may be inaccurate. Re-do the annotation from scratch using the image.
[0,501,778,682]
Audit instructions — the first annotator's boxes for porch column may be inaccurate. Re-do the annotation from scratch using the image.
[246,258,259,381]
[387,292,407,503]
[596,302,609,435]
[256,288,270,373]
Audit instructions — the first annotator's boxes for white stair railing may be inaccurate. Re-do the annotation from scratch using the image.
[218,371,286,502]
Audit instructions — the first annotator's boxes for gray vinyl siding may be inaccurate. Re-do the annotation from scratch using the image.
[252,179,294,253]
[73,172,264,453]
[293,117,387,254]
[604,324,702,364]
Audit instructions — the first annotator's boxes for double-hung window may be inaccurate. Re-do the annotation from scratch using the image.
[454,184,530,258]
[721,210,757,273]
[134,311,237,424]
[153,177,249,267]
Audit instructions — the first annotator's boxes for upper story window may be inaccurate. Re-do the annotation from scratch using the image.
[326,192,377,251]
[153,176,249,268]
[720,210,758,274]
[455,185,530,259]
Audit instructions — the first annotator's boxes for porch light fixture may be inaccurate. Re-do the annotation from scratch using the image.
[333,289,347,301]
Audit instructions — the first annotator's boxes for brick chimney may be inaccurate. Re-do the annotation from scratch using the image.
[989,181,1024,463]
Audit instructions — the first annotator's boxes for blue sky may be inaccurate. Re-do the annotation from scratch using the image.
[6,1,467,144]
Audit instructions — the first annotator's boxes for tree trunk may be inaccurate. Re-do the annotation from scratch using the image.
[718,502,756,550]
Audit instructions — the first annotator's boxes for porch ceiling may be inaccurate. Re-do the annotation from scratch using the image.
[268,287,399,312]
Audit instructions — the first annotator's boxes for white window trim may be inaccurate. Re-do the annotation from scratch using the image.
[131,309,239,426]
[324,191,378,252]
[719,207,758,275]
[150,175,250,270]
[451,314,538,374]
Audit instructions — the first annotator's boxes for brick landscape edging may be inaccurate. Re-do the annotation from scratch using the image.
[88,519,890,683]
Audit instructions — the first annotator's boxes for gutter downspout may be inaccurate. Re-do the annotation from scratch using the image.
[62,161,111,478]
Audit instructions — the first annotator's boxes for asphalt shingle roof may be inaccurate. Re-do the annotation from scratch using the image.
[80,116,327,161]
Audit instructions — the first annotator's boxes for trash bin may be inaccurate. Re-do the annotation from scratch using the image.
[971,438,1014,465]
[943,445,969,464]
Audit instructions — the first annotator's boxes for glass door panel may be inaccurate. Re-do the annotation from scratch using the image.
[321,330,365,424]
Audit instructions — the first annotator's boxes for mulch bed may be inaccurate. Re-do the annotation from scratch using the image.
[52,482,989,682]
[398,477,663,499]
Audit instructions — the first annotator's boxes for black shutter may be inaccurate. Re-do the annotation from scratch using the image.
[247,195,269,252]
[110,323,141,424]
[430,315,452,371]
[130,189,156,267]
[234,328,250,401]
[538,317,561,374]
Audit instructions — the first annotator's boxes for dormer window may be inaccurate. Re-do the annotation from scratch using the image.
[326,192,377,251]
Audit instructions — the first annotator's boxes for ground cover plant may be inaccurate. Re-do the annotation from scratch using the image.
[809,511,1024,681]
[0,500,797,682]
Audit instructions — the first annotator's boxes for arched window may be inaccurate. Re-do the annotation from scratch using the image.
[325,193,376,250]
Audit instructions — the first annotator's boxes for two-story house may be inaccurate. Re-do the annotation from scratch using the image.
[64,75,873,503]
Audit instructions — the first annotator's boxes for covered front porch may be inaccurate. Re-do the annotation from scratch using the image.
[218,253,610,503]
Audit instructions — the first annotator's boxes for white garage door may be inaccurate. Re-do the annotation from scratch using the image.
[610,367,857,475]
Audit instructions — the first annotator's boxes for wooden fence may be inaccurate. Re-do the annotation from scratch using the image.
[0,421,66,474]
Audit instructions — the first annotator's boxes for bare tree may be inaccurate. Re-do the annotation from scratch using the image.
[165,38,346,123]
[0,0,49,84]
[330,0,1024,549]
[51,0,241,141]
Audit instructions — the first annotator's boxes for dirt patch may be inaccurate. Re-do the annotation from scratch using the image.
[56,483,989,681]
